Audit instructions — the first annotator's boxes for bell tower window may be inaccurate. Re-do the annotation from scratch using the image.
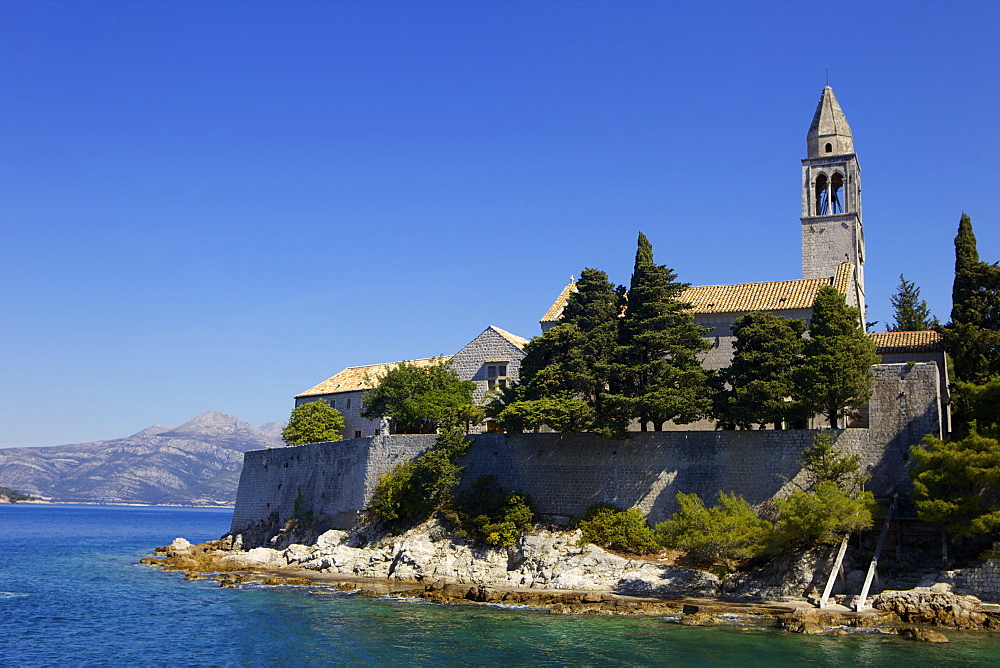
[830,172,844,214]
[825,142,833,153]
[814,173,828,215]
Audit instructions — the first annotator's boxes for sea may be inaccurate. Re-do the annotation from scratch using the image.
[1,504,998,667]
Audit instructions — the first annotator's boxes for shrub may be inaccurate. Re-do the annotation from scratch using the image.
[655,492,773,567]
[576,505,660,555]
[369,426,472,531]
[773,481,875,545]
[456,476,536,548]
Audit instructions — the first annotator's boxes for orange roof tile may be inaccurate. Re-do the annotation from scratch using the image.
[865,331,942,354]
[540,263,855,322]
[296,356,451,397]
[489,325,529,349]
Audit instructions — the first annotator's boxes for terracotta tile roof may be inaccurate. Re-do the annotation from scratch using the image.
[489,325,529,349]
[540,263,855,322]
[865,331,942,354]
[296,356,451,397]
[541,282,578,323]
[682,277,833,314]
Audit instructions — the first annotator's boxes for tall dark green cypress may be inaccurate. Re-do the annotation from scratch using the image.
[952,212,980,325]
[941,213,1000,383]
[607,233,712,431]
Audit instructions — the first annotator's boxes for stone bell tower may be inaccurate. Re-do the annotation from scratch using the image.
[801,86,865,314]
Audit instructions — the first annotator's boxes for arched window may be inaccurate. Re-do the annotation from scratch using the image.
[825,142,833,153]
[814,173,829,215]
[831,172,845,214]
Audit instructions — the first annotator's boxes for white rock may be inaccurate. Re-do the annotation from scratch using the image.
[315,530,348,549]
[169,537,192,552]
[284,543,315,564]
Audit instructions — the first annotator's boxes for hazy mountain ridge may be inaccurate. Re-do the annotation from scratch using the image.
[0,411,285,506]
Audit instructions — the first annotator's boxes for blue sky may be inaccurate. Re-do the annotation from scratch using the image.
[2,1,997,447]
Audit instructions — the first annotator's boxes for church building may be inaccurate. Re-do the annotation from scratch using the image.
[541,87,946,428]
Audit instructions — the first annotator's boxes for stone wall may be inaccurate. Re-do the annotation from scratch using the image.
[231,363,940,539]
[957,559,1000,603]
[229,434,435,535]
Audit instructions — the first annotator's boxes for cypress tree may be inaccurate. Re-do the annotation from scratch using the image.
[889,274,938,332]
[714,312,806,429]
[606,233,712,431]
[941,213,1000,383]
[952,212,980,324]
[793,287,879,428]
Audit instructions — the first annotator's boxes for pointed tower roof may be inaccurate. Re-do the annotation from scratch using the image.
[807,86,854,157]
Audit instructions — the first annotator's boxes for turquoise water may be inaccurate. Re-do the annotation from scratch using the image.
[1,504,998,666]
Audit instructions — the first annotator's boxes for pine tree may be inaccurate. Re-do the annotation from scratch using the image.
[793,286,879,428]
[497,268,618,433]
[606,233,712,431]
[714,312,806,429]
[889,274,938,331]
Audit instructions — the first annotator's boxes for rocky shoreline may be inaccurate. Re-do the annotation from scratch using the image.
[142,521,1000,643]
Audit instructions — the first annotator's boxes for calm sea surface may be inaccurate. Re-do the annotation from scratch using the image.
[1,504,998,666]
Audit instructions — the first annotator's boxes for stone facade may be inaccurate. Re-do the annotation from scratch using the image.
[293,326,527,437]
[231,362,940,536]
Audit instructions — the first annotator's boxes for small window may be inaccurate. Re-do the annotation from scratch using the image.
[373,428,380,436]
[327,399,336,409]
[487,363,509,391]
[345,398,352,410]
[354,430,362,438]
[825,142,833,153]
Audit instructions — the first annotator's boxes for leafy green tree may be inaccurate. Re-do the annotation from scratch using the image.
[361,359,475,434]
[499,268,619,434]
[793,287,879,428]
[799,431,870,494]
[889,274,939,331]
[491,268,618,434]
[456,476,536,548]
[496,394,596,433]
[282,400,345,445]
[941,213,1000,383]
[713,312,806,429]
[910,428,1000,536]
[369,425,471,530]
[773,481,875,545]
[952,378,1000,438]
[606,232,712,431]
[655,492,773,568]
[772,431,875,546]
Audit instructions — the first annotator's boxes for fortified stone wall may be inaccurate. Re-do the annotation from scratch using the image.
[230,363,940,539]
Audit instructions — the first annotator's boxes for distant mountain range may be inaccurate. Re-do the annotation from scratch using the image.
[0,411,286,506]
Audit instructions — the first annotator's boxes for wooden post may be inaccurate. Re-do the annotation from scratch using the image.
[856,499,896,612]
[819,536,850,608]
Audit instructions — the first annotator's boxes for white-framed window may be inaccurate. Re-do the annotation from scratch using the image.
[327,398,336,409]
[487,364,508,391]
[373,428,380,436]
[345,397,352,410]
[354,430,362,438]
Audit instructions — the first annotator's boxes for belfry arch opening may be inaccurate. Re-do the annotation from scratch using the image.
[825,142,833,153]
[814,172,845,215]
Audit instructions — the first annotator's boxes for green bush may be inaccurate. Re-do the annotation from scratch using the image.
[369,426,473,531]
[655,492,773,567]
[456,476,536,548]
[576,505,660,555]
[773,481,875,545]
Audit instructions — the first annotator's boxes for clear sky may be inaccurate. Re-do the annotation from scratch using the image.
[2,1,997,447]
